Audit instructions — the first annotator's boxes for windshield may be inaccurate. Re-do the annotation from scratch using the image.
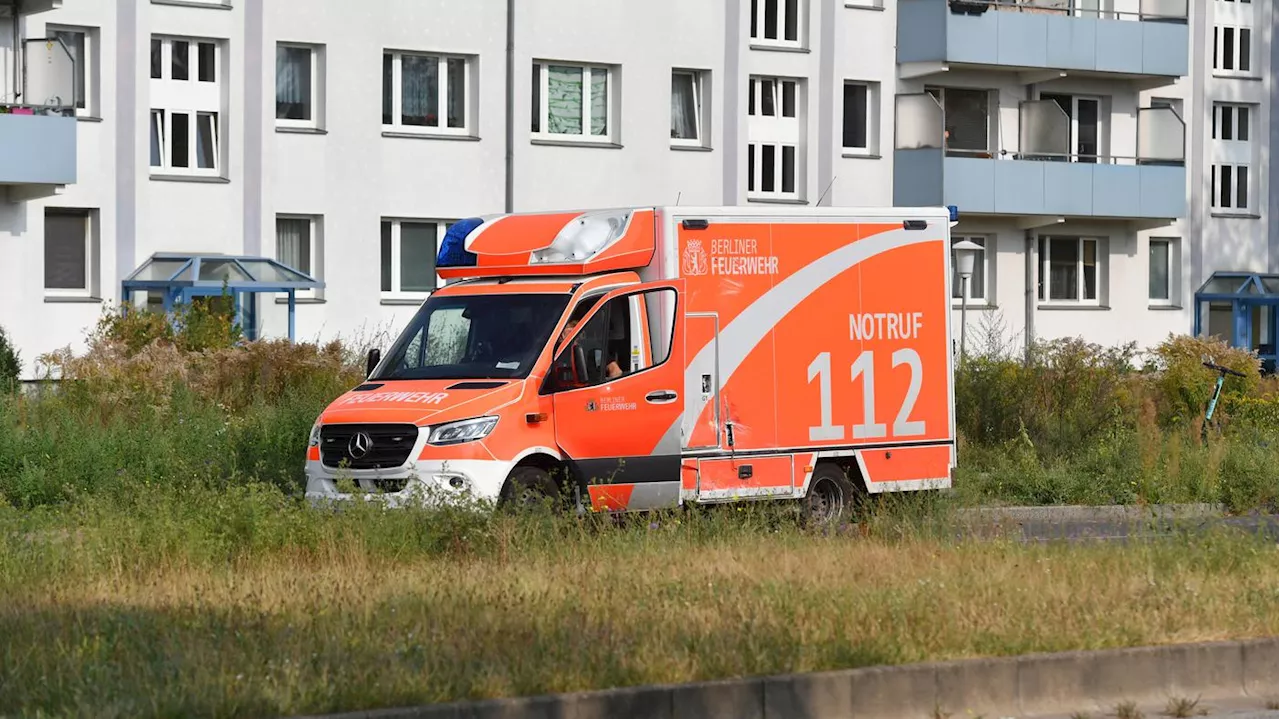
[371,292,572,381]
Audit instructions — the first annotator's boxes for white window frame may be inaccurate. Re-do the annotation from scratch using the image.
[841,80,877,155]
[950,235,989,304]
[1212,102,1251,142]
[150,35,223,177]
[383,50,473,136]
[275,214,322,300]
[670,69,707,148]
[381,218,452,301]
[531,60,615,143]
[1210,102,1254,214]
[750,0,806,48]
[48,25,96,117]
[1040,92,1104,163]
[747,75,803,201]
[1038,236,1102,306]
[1147,237,1177,306]
[1212,25,1254,76]
[1210,163,1253,213]
[275,43,322,130]
[43,208,96,299]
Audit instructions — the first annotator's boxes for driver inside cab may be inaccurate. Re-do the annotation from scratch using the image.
[559,315,624,381]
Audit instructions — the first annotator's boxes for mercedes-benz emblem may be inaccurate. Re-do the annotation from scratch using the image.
[348,431,374,459]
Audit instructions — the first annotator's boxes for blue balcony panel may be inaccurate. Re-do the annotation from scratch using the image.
[897,0,1189,79]
[0,113,77,187]
[893,149,1186,220]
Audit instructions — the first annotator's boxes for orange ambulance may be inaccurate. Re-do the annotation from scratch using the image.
[305,205,958,522]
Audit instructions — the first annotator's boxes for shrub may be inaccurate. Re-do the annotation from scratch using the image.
[0,326,19,394]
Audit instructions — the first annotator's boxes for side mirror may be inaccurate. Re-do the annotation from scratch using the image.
[366,348,382,378]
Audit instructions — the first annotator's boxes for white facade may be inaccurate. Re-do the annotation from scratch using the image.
[0,0,1274,378]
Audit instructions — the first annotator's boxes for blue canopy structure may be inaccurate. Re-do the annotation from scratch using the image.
[1193,271,1278,374]
[120,253,324,341]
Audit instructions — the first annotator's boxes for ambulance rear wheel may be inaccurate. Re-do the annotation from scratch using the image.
[803,464,856,527]
[499,466,562,512]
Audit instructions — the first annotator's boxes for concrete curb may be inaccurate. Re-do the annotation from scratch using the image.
[291,637,1279,719]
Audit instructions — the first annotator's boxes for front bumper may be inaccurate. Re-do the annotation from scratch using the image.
[304,456,513,510]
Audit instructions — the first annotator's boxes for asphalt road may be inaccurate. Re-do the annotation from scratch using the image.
[950,505,1279,544]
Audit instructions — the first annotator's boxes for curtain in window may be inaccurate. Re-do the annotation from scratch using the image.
[276,46,311,120]
[671,74,697,139]
[400,222,438,292]
[1048,239,1079,300]
[276,219,311,274]
[401,55,438,126]
[943,88,988,154]
[547,65,582,135]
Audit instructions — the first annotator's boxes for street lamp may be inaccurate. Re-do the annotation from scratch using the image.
[952,239,984,367]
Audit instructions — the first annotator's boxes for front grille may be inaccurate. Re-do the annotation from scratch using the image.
[320,423,419,470]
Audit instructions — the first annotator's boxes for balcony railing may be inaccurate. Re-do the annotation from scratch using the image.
[894,92,1185,166]
[947,0,1187,23]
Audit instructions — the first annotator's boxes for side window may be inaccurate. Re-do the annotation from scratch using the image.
[551,287,677,390]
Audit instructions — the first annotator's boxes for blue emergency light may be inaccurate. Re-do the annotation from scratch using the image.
[436,217,484,268]
[947,205,959,222]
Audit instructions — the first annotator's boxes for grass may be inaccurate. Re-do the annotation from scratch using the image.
[1162,696,1208,718]
[1,485,1275,718]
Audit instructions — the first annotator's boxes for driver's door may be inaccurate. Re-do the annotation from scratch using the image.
[548,281,684,510]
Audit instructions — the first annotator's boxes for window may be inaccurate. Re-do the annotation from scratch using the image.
[671,69,707,147]
[1211,103,1254,213]
[276,44,322,128]
[49,26,94,115]
[276,216,322,299]
[382,50,471,135]
[841,81,878,154]
[748,76,803,200]
[1211,164,1252,212]
[532,61,613,142]
[1040,93,1102,163]
[1212,103,1250,142]
[381,219,450,298]
[1148,238,1177,304]
[925,86,991,157]
[550,287,677,390]
[1038,237,1100,303]
[950,236,987,302]
[1213,26,1253,74]
[750,0,803,46]
[44,209,94,296]
[150,36,222,176]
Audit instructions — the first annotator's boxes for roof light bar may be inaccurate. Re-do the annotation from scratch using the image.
[529,210,632,265]
[437,217,484,268]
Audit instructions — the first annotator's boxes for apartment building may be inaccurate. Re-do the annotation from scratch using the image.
[0,0,1274,378]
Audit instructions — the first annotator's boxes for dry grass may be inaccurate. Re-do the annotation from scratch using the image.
[1,505,1275,719]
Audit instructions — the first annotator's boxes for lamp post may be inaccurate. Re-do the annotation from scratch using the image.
[952,239,984,367]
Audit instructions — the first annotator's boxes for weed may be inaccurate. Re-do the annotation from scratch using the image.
[1114,700,1144,719]
[1162,696,1207,718]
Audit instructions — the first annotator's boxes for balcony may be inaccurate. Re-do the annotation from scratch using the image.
[892,93,1186,220]
[0,28,78,199]
[897,0,1189,81]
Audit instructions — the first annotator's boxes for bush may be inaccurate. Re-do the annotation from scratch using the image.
[0,326,19,393]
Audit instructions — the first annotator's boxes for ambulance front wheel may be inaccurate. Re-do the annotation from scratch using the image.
[498,465,564,512]
[803,463,858,526]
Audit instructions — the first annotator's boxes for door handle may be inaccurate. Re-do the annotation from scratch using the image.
[645,390,678,403]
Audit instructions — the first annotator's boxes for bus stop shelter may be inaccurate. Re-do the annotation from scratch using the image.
[1193,271,1278,374]
[120,253,323,341]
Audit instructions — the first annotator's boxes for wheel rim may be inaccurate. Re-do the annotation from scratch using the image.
[808,477,843,523]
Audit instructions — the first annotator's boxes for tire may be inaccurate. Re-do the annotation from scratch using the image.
[499,465,563,512]
[802,463,859,528]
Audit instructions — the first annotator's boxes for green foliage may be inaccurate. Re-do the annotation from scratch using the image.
[0,325,19,393]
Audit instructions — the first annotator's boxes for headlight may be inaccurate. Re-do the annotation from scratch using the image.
[427,416,498,446]
[308,420,323,447]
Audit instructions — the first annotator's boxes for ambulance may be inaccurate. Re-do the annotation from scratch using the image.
[304,205,959,523]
